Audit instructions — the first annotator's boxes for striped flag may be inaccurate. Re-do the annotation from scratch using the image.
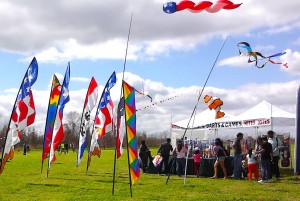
[49,64,70,164]
[77,77,98,167]
[41,75,61,162]
[123,81,140,185]
[88,72,116,167]
[95,71,117,138]
[116,97,125,158]
[0,58,38,174]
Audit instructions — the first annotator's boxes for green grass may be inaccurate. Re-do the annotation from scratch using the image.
[0,148,299,201]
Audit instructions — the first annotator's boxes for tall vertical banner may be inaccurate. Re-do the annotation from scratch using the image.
[87,72,116,169]
[41,75,61,166]
[0,57,38,174]
[295,84,300,174]
[123,81,140,185]
[48,64,70,170]
[77,77,98,167]
[116,97,125,159]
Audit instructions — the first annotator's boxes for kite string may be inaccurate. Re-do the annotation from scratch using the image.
[182,35,229,139]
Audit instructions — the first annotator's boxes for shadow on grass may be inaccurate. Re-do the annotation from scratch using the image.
[27,183,61,187]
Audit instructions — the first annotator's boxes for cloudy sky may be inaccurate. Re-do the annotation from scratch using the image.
[0,0,300,137]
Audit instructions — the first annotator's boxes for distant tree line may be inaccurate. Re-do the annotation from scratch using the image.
[0,111,169,150]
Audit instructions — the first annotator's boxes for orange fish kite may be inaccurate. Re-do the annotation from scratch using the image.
[203,95,225,119]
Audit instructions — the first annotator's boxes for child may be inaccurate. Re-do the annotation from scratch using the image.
[246,149,258,180]
[193,147,202,177]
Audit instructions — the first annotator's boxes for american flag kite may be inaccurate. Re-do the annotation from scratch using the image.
[77,77,98,167]
[87,72,116,170]
[0,57,38,174]
[95,71,117,138]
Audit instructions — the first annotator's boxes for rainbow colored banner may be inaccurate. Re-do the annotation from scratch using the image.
[42,75,61,162]
[123,81,140,185]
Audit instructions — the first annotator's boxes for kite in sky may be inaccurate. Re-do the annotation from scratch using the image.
[203,95,225,119]
[237,42,288,69]
[163,0,242,14]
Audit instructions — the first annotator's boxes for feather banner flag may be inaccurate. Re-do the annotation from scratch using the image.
[87,72,116,168]
[48,63,70,165]
[0,57,38,174]
[116,97,125,159]
[77,77,98,167]
[95,71,117,138]
[41,75,61,163]
[123,81,140,185]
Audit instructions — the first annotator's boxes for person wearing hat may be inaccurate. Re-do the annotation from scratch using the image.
[193,147,202,177]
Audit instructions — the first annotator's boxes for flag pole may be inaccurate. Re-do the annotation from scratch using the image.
[112,124,117,195]
[166,36,228,184]
[182,36,229,139]
[112,12,133,196]
[0,57,36,174]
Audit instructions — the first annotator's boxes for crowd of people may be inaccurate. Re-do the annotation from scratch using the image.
[139,130,287,183]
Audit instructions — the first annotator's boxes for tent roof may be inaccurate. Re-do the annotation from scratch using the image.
[173,108,235,129]
[173,100,295,129]
[236,100,295,120]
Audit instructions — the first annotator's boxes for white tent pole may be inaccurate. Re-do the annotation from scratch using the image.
[271,103,273,131]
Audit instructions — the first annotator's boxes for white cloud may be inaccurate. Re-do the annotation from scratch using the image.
[219,49,300,74]
[218,56,252,68]
[71,77,90,83]
[0,1,299,62]
[281,49,300,74]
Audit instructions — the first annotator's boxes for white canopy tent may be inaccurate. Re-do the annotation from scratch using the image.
[171,109,236,147]
[235,100,295,127]
[171,100,296,142]
[234,100,296,137]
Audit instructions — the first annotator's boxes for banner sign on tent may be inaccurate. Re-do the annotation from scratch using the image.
[242,118,271,127]
[172,118,271,130]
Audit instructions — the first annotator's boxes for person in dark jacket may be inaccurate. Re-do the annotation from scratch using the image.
[157,138,173,175]
[256,136,273,183]
[139,140,149,173]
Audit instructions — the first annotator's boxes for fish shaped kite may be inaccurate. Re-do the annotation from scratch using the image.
[203,95,225,119]
[237,42,288,69]
[163,0,242,14]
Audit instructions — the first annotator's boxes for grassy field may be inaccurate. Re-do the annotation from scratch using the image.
[0,148,299,201]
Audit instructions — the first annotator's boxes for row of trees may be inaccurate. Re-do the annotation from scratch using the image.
[0,111,169,150]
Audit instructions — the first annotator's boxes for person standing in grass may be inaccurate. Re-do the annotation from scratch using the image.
[267,130,282,181]
[233,132,243,179]
[139,140,149,173]
[173,140,187,177]
[193,147,202,177]
[23,142,27,155]
[211,138,228,179]
[246,148,258,180]
[256,136,273,183]
[157,138,173,175]
[255,137,263,179]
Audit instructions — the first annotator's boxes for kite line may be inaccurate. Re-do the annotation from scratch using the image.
[112,12,134,197]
